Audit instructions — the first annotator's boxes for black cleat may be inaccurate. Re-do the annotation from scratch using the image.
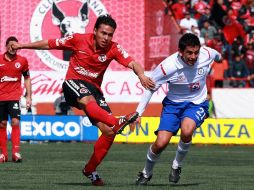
[169,167,181,183]
[135,172,152,185]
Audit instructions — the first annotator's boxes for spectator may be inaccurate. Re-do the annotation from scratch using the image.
[193,0,209,19]
[210,0,227,28]
[200,20,218,42]
[171,0,187,22]
[210,58,229,87]
[198,7,213,29]
[179,11,199,33]
[245,42,254,86]
[54,91,73,115]
[229,53,251,87]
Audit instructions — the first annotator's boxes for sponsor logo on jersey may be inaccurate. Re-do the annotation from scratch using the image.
[117,44,129,58]
[74,66,99,78]
[189,82,200,91]
[1,76,18,82]
[30,0,108,72]
[68,80,80,91]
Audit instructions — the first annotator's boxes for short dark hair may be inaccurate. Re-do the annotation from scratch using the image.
[6,36,18,46]
[178,33,201,51]
[94,14,117,30]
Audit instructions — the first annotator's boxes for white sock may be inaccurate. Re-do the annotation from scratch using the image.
[142,145,160,177]
[172,140,191,169]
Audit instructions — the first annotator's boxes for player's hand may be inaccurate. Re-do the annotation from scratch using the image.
[26,97,32,109]
[10,41,22,50]
[129,116,141,132]
[139,74,155,90]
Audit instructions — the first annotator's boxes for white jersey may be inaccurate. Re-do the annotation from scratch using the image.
[137,46,221,116]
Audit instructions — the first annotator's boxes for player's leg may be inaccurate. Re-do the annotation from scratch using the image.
[169,101,209,183]
[136,130,173,185]
[83,122,115,186]
[169,117,195,183]
[136,97,180,185]
[8,101,22,162]
[0,102,9,163]
[63,80,138,134]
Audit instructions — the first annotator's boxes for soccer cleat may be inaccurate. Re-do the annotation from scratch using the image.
[169,167,181,183]
[0,154,8,163]
[82,169,104,186]
[12,152,22,163]
[135,171,152,185]
[112,112,139,134]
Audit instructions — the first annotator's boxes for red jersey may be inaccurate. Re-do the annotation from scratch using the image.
[0,53,29,101]
[48,33,133,91]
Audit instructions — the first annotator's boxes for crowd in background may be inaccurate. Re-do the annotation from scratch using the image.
[163,0,254,88]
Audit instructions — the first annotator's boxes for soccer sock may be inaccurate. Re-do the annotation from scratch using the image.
[85,101,117,127]
[142,145,160,177]
[11,125,20,154]
[85,134,115,173]
[172,140,191,169]
[0,127,8,156]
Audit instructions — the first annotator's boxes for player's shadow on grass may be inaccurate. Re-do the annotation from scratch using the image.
[55,182,93,186]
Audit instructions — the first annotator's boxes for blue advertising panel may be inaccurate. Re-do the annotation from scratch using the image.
[7,115,98,141]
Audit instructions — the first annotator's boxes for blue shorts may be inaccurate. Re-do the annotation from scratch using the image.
[156,97,209,135]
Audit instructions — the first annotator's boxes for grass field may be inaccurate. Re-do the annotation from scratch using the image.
[1,142,254,190]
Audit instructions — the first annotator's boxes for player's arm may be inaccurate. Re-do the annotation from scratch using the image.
[23,71,32,109]
[128,61,155,90]
[11,40,50,50]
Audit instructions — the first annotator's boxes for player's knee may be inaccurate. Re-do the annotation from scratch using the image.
[154,140,168,152]
[0,121,7,128]
[11,119,20,126]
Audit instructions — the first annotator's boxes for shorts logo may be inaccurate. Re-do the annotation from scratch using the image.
[30,0,108,72]
[13,103,19,110]
[15,62,21,68]
[99,99,107,107]
[98,54,107,62]
[80,87,90,94]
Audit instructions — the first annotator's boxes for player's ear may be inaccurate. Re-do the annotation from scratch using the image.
[93,29,97,35]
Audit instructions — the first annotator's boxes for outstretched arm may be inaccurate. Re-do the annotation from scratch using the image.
[128,61,155,90]
[11,40,50,50]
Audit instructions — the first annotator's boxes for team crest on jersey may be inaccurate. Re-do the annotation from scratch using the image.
[98,54,107,62]
[15,62,21,68]
[198,68,204,75]
[30,0,108,72]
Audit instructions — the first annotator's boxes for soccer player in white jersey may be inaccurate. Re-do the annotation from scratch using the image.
[134,33,222,185]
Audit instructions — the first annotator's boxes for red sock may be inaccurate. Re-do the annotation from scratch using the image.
[0,127,8,156]
[85,101,117,127]
[85,134,115,173]
[11,125,20,154]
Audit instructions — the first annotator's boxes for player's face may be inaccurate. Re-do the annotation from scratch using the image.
[180,46,200,66]
[94,24,115,49]
[6,41,17,55]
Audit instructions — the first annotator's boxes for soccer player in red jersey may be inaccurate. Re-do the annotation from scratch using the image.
[0,36,32,163]
[11,14,155,186]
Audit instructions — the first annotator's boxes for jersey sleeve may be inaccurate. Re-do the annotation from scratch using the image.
[21,57,30,78]
[48,34,77,51]
[112,43,133,67]
[136,59,171,116]
[207,47,222,62]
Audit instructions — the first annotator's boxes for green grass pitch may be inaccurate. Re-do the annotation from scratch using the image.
[1,142,254,190]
